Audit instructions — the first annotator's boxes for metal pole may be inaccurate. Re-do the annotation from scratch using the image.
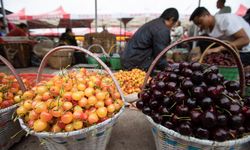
[198,0,201,7]
[95,0,97,32]
[0,0,9,33]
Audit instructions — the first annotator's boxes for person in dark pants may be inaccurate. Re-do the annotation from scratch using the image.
[121,8,179,71]
[190,7,250,66]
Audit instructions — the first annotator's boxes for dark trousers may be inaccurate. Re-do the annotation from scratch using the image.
[240,52,250,66]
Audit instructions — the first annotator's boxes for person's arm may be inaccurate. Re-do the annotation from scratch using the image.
[207,15,250,54]
[152,29,171,69]
[207,29,250,54]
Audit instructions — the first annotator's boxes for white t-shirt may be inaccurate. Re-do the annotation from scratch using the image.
[171,26,184,42]
[208,14,250,52]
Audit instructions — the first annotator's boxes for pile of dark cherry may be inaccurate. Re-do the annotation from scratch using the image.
[203,51,236,66]
[136,62,250,142]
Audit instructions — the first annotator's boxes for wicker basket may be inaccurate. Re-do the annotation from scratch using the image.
[0,55,27,150]
[83,32,116,54]
[141,36,248,150]
[199,42,239,81]
[147,116,250,150]
[18,45,125,150]
[47,49,74,69]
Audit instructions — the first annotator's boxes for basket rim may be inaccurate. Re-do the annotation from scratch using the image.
[202,63,238,68]
[146,116,250,147]
[19,105,125,138]
[0,103,18,113]
[19,73,55,78]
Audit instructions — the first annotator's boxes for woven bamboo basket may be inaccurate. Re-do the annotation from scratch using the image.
[18,45,125,150]
[83,32,116,54]
[199,42,239,81]
[0,55,26,150]
[47,48,74,69]
[141,36,249,150]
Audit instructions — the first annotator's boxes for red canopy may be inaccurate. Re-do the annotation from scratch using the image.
[235,4,248,16]
[30,6,70,20]
[6,8,31,21]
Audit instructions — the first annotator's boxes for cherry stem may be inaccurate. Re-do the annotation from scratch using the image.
[162,114,174,117]
[216,105,232,116]
[177,116,191,121]
[222,93,243,106]
[169,102,176,111]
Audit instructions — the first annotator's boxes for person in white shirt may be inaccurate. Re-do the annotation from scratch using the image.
[171,21,184,42]
[189,7,250,65]
[216,0,231,14]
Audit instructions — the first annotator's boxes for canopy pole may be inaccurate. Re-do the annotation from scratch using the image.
[0,0,9,33]
[95,0,97,32]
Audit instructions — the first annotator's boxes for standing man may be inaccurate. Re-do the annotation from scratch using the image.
[121,8,179,71]
[189,7,250,65]
[216,0,231,14]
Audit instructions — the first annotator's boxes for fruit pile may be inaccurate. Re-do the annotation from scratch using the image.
[114,69,146,95]
[0,72,24,109]
[203,51,236,66]
[16,68,124,132]
[136,62,250,142]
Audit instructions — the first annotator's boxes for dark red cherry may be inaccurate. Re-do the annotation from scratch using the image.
[213,128,228,142]
[190,62,202,71]
[136,100,144,110]
[195,127,209,139]
[202,111,217,129]
[178,123,192,136]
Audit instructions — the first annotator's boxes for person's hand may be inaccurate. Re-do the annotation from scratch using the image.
[206,46,223,55]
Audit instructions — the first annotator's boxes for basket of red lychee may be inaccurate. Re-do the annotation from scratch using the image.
[136,36,250,150]
[0,55,27,150]
[16,46,125,150]
[199,42,239,81]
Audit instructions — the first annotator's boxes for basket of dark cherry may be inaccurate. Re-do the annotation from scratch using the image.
[136,61,250,150]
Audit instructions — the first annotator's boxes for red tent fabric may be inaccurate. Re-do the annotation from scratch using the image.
[30,6,70,20]
[6,8,31,21]
[235,4,248,16]
[6,8,56,28]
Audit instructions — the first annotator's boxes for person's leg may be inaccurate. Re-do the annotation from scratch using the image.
[239,52,250,66]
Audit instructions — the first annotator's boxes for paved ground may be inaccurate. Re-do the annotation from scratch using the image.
[0,65,156,150]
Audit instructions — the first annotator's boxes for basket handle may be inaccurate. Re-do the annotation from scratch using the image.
[36,45,125,101]
[108,44,118,54]
[142,36,245,96]
[87,44,109,57]
[0,55,26,92]
[199,41,239,63]
[198,42,217,63]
